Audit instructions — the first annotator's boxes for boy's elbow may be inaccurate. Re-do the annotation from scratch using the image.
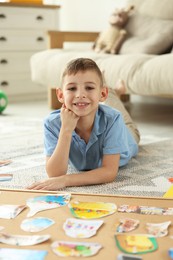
[46,163,67,178]
[108,174,117,183]
[46,163,57,177]
[106,168,118,183]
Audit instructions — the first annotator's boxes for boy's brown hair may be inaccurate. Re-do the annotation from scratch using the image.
[61,58,104,87]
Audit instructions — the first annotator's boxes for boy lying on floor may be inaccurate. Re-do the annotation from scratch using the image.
[27,58,139,191]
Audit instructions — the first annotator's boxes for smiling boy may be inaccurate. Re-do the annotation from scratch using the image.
[28,58,139,191]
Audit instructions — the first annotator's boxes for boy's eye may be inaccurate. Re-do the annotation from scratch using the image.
[67,87,76,91]
[85,86,94,90]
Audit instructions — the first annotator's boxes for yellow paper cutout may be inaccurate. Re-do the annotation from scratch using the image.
[163,185,173,198]
[69,201,117,219]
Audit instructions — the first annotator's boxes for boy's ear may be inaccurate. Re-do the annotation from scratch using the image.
[56,88,64,103]
[100,86,108,102]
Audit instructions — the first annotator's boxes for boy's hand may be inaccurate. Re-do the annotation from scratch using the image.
[26,176,66,191]
[60,104,79,132]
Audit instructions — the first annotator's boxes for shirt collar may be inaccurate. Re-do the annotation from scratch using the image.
[72,105,106,137]
[93,106,106,136]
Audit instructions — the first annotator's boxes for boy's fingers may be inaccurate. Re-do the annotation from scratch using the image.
[27,180,49,190]
[26,182,41,190]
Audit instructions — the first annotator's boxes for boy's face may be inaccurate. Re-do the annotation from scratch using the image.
[57,70,108,117]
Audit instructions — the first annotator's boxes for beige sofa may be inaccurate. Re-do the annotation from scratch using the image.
[30,0,173,109]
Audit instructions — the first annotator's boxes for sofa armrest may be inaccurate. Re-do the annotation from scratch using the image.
[47,31,99,49]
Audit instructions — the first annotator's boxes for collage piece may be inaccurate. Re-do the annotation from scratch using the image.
[0,226,4,231]
[163,185,173,198]
[116,218,139,233]
[63,218,104,238]
[169,248,173,260]
[168,178,173,183]
[0,159,12,167]
[26,193,71,217]
[115,234,158,255]
[69,201,117,219]
[21,217,55,232]
[117,254,142,260]
[0,248,47,260]
[0,204,26,219]
[145,221,171,237]
[0,233,50,246]
[51,241,102,257]
[0,174,13,182]
[118,205,173,215]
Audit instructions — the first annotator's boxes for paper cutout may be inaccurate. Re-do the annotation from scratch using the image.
[169,248,173,259]
[27,193,71,217]
[0,204,26,219]
[116,218,139,233]
[163,185,173,198]
[146,221,171,237]
[51,241,102,257]
[63,218,103,238]
[0,159,12,167]
[0,248,47,260]
[0,233,50,246]
[118,204,173,215]
[0,226,4,231]
[21,217,55,232]
[115,234,158,254]
[117,254,142,259]
[69,201,117,219]
[0,174,13,181]
[168,178,173,183]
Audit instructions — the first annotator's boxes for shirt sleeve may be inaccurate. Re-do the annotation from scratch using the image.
[102,112,138,167]
[43,117,60,156]
[102,113,129,155]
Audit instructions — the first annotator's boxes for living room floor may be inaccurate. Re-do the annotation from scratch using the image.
[4,95,173,143]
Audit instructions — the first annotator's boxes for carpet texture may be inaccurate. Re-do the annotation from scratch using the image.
[0,115,173,197]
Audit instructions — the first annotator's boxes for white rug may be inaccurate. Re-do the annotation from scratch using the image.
[0,115,173,197]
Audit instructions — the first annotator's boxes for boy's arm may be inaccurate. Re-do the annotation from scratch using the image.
[46,106,79,177]
[66,153,120,186]
[46,128,72,177]
[27,154,120,190]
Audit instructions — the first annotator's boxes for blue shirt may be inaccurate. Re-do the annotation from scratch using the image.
[44,104,138,170]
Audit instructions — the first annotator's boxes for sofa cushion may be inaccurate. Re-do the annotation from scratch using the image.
[127,53,173,96]
[30,49,173,97]
[119,13,173,54]
[128,0,173,20]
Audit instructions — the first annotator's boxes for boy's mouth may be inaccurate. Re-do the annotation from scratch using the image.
[73,102,89,107]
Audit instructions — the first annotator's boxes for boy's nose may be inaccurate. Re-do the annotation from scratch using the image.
[76,90,86,98]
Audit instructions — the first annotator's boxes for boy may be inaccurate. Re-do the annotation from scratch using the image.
[28,58,139,191]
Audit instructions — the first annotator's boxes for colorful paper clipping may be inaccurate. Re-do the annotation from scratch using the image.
[63,218,103,238]
[21,217,55,232]
[0,204,26,219]
[115,234,158,254]
[27,193,71,217]
[0,248,47,260]
[69,201,117,219]
[0,233,50,246]
[51,241,102,257]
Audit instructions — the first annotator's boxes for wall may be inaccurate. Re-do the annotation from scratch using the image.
[57,0,128,31]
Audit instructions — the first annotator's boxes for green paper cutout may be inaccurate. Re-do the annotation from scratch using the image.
[115,234,158,255]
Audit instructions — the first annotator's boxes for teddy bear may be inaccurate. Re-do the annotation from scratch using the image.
[93,5,134,54]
